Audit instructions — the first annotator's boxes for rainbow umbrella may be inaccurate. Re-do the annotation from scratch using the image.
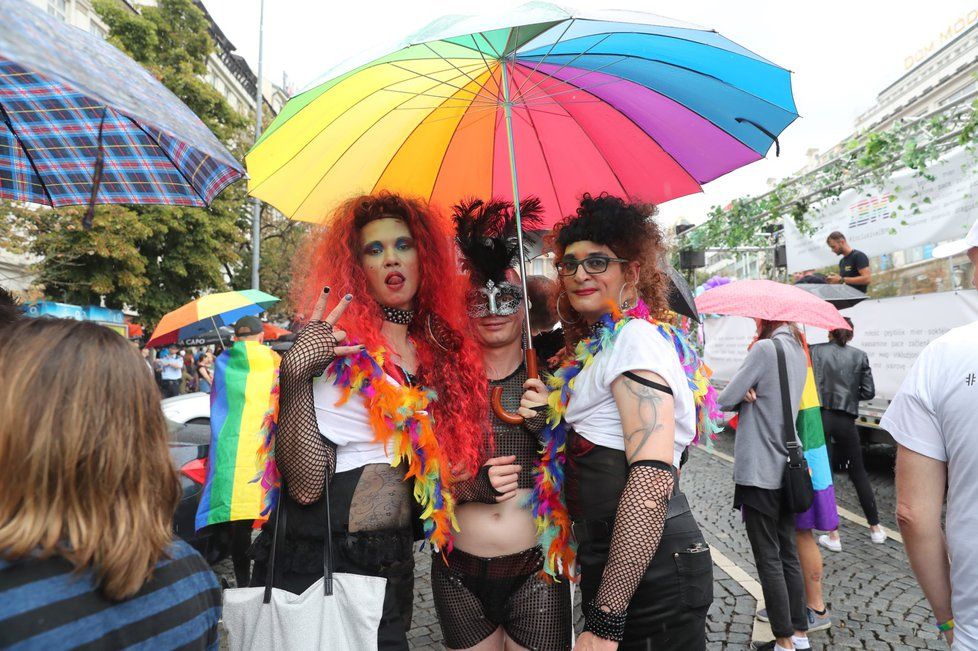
[246,2,797,229]
[146,290,279,347]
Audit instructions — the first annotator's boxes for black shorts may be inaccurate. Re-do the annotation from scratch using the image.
[431,546,571,650]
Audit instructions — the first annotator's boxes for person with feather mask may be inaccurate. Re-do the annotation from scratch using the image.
[429,197,572,651]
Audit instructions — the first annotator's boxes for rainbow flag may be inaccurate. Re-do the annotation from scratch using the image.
[195,341,279,531]
[794,345,840,532]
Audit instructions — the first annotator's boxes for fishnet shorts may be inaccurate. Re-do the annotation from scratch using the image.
[431,546,571,650]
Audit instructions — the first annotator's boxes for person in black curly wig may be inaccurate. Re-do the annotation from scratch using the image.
[525,193,714,649]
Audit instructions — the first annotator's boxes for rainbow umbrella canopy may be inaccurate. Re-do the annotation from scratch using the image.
[146,290,279,347]
[246,2,798,227]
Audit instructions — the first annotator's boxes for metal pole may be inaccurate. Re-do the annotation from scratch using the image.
[250,0,265,290]
[500,60,534,349]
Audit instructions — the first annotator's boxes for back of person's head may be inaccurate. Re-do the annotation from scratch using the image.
[525,275,558,333]
[0,319,180,600]
[830,318,854,346]
[0,287,22,329]
[757,319,804,345]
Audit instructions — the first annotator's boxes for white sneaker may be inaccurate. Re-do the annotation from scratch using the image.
[870,527,887,544]
[818,533,842,552]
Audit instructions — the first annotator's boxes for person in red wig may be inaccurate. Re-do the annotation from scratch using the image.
[249,192,488,649]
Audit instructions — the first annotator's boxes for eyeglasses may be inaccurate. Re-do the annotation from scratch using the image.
[555,256,629,276]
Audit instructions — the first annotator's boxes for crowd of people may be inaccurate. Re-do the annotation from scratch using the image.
[0,194,975,651]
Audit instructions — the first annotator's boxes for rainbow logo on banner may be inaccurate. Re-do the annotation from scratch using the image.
[794,348,840,532]
[195,341,279,531]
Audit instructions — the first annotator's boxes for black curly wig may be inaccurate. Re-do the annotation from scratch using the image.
[549,193,670,335]
[0,287,22,330]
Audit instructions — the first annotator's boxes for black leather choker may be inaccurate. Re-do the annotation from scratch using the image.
[381,305,415,325]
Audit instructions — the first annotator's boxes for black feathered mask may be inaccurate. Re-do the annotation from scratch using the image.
[453,197,542,318]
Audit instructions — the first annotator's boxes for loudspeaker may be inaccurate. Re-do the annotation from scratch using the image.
[679,248,705,270]
[774,244,787,268]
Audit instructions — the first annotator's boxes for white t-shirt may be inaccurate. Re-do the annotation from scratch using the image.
[312,370,398,473]
[881,320,978,648]
[564,319,697,468]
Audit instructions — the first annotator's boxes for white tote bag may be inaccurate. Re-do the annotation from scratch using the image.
[223,483,387,651]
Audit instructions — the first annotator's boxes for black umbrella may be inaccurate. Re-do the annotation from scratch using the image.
[666,265,701,322]
[794,283,868,311]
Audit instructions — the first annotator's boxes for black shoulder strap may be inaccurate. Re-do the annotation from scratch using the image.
[622,370,673,395]
[772,339,803,465]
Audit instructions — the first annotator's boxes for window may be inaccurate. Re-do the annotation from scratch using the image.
[47,0,67,21]
[90,21,107,39]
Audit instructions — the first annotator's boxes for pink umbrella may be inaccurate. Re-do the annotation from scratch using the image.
[695,279,851,331]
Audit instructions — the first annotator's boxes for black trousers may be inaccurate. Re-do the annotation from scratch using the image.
[821,408,880,526]
[743,506,808,639]
[161,379,181,398]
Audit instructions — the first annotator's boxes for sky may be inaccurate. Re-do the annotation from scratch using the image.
[200,0,978,225]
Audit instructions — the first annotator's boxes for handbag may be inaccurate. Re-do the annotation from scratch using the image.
[773,339,815,514]
[222,477,387,651]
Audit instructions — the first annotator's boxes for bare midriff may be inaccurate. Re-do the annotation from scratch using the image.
[453,488,537,557]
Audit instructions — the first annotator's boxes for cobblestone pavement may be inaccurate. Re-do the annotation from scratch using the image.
[219,431,945,650]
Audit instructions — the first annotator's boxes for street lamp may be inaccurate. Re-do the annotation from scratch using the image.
[250,0,265,291]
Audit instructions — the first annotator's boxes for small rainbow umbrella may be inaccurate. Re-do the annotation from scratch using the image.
[146,290,279,348]
[246,2,797,228]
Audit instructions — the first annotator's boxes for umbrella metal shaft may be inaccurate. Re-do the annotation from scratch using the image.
[500,61,534,349]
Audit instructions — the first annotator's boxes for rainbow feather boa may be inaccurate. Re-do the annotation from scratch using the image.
[529,300,722,579]
[330,348,457,550]
[254,348,458,551]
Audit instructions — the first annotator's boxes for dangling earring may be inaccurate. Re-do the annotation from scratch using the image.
[618,281,639,310]
[556,292,582,324]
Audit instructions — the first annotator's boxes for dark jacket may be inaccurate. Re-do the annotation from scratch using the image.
[810,342,875,417]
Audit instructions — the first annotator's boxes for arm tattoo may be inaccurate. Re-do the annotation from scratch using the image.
[623,376,663,464]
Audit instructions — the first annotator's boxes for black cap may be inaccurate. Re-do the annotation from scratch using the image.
[233,315,263,337]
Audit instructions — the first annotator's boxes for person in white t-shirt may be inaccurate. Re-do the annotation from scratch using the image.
[882,218,978,649]
[521,194,714,649]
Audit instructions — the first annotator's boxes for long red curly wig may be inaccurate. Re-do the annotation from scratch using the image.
[293,192,489,473]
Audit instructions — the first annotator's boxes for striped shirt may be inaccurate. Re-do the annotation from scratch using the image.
[0,539,221,650]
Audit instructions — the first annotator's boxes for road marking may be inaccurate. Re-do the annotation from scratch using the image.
[696,444,904,544]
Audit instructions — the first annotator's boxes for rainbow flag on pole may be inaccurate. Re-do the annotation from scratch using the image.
[195,341,279,531]
[794,345,840,532]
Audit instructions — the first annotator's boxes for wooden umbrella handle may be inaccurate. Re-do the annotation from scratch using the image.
[491,349,538,425]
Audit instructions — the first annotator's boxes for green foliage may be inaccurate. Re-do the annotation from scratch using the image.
[691,89,978,250]
[0,0,269,327]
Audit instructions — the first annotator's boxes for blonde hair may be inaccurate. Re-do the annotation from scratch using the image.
[0,319,180,600]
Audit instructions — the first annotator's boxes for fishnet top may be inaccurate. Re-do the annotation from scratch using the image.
[452,363,547,504]
[590,461,674,621]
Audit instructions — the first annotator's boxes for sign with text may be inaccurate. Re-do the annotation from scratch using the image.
[703,291,978,399]
[783,147,978,273]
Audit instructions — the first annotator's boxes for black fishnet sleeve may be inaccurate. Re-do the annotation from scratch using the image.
[523,404,548,438]
[584,461,675,641]
[452,465,503,504]
[276,320,339,505]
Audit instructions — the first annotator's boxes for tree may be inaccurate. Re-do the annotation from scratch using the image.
[1,0,252,326]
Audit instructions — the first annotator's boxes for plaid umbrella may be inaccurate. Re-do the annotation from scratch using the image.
[0,0,243,224]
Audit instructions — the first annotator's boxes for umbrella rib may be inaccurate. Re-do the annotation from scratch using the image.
[0,103,55,205]
[519,50,796,117]
[121,114,208,204]
[388,62,482,97]
[287,69,481,219]
[248,65,484,198]
[421,42,499,100]
[511,19,575,100]
[517,65,629,200]
[371,69,494,198]
[379,87,498,107]
[514,61,699,194]
[518,54,631,104]
[468,34,504,101]
[512,33,614,106]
